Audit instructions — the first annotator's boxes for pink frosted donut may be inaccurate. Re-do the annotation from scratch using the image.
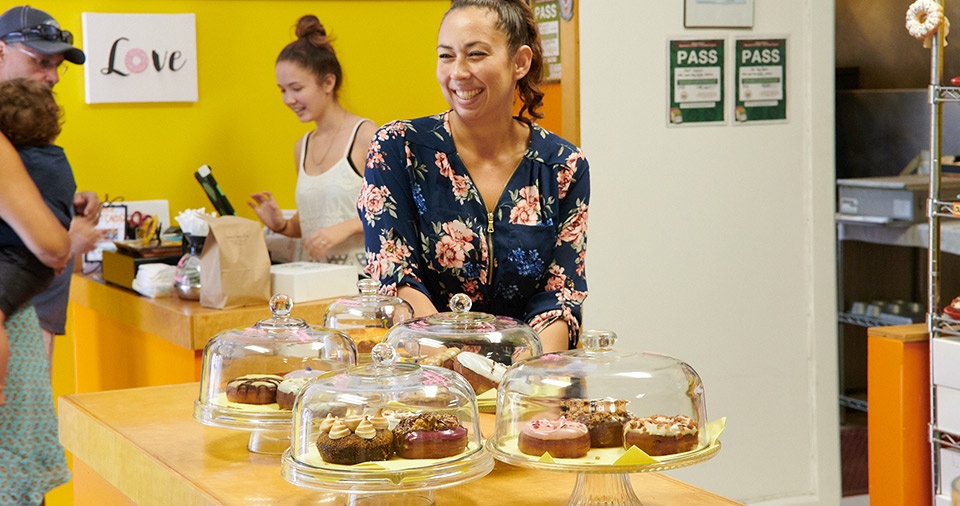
[125,48,149,73]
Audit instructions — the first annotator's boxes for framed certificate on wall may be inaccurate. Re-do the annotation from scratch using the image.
[684,0,754,28]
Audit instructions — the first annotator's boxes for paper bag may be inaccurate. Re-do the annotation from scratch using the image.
[198,215,271,309]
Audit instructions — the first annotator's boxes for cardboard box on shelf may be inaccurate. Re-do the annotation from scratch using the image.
[269,262,357,303]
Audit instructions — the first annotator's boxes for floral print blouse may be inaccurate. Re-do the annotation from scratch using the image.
[358,112,589,348]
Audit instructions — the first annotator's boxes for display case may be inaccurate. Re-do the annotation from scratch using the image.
[383,293,542,404]
[486,329,723,505]
[281,343,493,505]
[323,278,415,360]
[193,294,357,453]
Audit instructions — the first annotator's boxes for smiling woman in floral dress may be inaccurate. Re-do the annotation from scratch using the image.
[358,0,589,352]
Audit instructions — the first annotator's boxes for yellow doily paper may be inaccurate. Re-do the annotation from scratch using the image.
[476,389,497,412]
[214,393,283,413]
[300,441,481,472]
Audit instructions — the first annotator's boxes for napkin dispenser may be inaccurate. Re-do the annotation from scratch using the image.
[102,248,180,290]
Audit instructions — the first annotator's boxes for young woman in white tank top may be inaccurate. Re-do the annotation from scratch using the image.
[248,15,378,275]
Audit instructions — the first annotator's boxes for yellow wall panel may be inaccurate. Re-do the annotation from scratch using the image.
[48,2,451,220]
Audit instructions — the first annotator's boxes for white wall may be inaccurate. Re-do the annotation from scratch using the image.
[579,2,839,504]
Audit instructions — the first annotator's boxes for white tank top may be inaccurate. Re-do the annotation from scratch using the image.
[295,119,368,273]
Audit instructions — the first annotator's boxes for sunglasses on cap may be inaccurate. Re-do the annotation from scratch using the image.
[1,24,73,46]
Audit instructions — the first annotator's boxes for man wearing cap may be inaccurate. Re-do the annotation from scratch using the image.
[0,5,102,358]
[0,6,101,360]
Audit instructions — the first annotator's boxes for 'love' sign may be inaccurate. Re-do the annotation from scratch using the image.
[82,13,198,104]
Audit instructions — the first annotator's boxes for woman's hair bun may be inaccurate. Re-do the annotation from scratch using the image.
[295,14,329,44]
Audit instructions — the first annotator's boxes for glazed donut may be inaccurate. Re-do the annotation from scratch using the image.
[906,0,944,40]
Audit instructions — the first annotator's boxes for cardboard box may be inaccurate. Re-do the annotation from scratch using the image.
[938,386,960,436]
[934,337,960,390]
[837,174,960,223]
[941,447,960,497]
[269,262,357,303]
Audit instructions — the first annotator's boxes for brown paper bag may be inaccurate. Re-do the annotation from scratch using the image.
[198,215,271,309]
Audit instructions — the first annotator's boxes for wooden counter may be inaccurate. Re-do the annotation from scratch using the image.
[68,274,336,392]
[59,383,742,506]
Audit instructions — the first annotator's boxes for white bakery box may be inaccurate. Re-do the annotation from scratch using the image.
[269,262,357,303]
[939,446,960,506]
[934,336,960,504]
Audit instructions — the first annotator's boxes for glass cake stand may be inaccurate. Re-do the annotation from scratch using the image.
[193,294,357,454]
[486,329,723,505]
[486,437,720,506]
[281,344,494,506]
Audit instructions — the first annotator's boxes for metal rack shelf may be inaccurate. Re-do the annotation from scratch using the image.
[928,7,958,500]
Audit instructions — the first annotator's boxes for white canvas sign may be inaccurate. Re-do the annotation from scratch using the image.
[82,13,197,103]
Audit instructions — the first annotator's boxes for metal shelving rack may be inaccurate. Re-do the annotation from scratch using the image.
[928,3,960,501]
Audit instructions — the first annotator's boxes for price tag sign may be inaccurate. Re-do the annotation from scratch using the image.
[951,202,960,217]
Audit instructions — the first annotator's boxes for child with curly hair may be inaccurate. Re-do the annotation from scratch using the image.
[0,77,75,406]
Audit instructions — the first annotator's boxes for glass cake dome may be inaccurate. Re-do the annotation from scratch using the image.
[486,329,722,505]
[323,278,415,360]
[383,293,542,399]
[194,294,358,453]
[281,343,493,502]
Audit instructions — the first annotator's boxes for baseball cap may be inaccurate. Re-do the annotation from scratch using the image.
[0,6,85,64]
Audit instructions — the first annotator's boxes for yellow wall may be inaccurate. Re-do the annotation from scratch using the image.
[49,1,563,222]
[51,1,451,220]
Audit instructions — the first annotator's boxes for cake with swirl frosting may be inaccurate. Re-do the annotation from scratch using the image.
[316,412,394,464]
[622,414,699,456]
[518,417,590,458]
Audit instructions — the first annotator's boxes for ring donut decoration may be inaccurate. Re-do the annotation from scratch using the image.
[906,0,950,47]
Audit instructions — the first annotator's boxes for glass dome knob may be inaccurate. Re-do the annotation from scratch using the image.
[269,293,294,317]
[580,329,617,351]
[370,342,397,366]
[449,293,473,313]
[357,278,380,297]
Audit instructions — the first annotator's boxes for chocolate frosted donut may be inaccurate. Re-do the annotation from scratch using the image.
[393,413,468,459]
[225,374,283,405]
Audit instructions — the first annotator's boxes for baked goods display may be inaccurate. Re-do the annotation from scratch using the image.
[560,398,632,448]
[393,413,469,459]
[384,293,542,403]
[452,351,507,394]
[622,414,699,456]
[316,414,394,465]
[323,278,415,359]
[282,343,494,493]
[487,329,721,485]
[276,368,326,410]
[517,418,590,458]
[344,327,389,354]
[905,0,950,49]
[225,374,283,405]
[194,294,357,451]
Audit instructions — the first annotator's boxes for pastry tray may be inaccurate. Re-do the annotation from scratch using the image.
[281,442,493,492]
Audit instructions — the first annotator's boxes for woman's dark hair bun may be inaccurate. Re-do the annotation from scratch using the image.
[295,15,329,46]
